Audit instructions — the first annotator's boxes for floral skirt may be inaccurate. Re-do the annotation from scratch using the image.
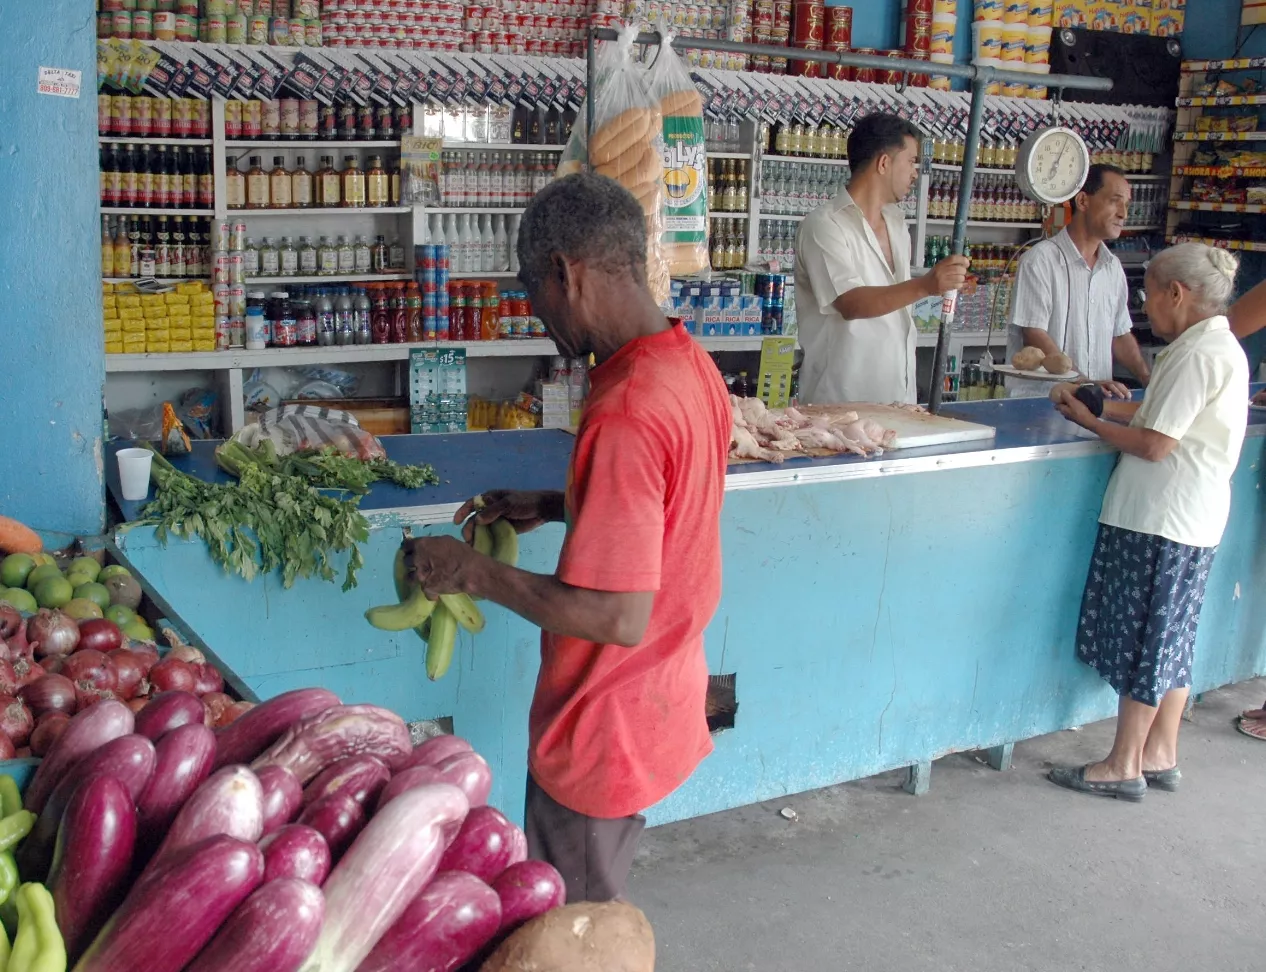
[1075,523,1217,707]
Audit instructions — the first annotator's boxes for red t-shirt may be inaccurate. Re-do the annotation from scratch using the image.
[528,323,732,819]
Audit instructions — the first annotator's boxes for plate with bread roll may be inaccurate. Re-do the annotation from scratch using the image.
[991,347,1079,382]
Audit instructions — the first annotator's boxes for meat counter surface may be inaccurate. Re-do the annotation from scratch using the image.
[105,396,1266,827]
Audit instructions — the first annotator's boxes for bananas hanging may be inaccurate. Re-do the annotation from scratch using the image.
[362,516,518,681]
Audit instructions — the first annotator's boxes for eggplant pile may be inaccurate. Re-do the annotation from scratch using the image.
[0,600,248,766]
[6,688,564,972]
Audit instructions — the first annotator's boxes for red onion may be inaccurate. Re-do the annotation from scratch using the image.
[29,712,69,757]
[61,650,118,709]
[0,733,15,761]
[168,644,206,665]
[5,624,30,660]
[77,618,123,654]
[125,640,159,674]
[107,649,146,700]
[220,700,255,727]
[0,641,10,664]
[27,610,79,659]
[0,697,34,748]
[13,657,45,690]
[126,696,149,714]
[0,661,17,696]
[148,657,196,694]
[0,605,21,641]
[201,691,233,726]
[17,673,77,719]
[192,663,224,696]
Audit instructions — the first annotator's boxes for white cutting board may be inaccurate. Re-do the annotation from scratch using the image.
[803,403,996,450]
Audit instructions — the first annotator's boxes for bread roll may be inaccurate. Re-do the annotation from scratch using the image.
[590,108,652,166]
[555,158,584,178]
[1011,346,1045,371]
[596,141,661,188]
[1043,351,1073,375]
[666,243,709,276]
[660,89,703,118]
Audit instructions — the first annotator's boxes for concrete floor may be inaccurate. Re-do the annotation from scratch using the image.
[630,677,1266,972]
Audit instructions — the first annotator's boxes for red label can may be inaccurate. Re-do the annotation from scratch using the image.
[773,0,791,27]
[828,4,851,46]
[791,0,824,45]
[906,11,932,52]
[854,47,877,84]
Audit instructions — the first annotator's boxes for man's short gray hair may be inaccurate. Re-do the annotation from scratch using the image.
[1147,242,1239,314]
[516,172,648,291]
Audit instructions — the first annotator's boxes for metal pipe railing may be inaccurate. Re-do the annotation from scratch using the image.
[586,27,1115,412]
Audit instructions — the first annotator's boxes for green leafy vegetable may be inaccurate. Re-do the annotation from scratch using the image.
[216,442,439,494]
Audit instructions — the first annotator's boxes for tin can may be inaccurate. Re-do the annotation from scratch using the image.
[228,285,247,319]
[853,46,876,83]
[248,15,268,42]
[213,254,231,286]
[174,12,197,40]
[271,15,291,44]
[226,12,247,43]
[773,0,790,26]
[154,10,177,39]
[111,95,132,137]
[243,99,263,138]
[300,100,319,138]
[227,252,245,283]
[828,4,851,45]
[112,11,133,38]
[906,11,931,51]
[224,99,243,140]
[306,19,322,44]
[205,13,227,41]
[280,98,300,138]
[262,100,281,138]
[791,0,823,44]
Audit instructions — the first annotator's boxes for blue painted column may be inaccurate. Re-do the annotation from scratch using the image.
[0,0,105,541]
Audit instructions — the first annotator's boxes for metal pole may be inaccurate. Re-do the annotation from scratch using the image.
[928,74,990,414]
[586,29,596,150]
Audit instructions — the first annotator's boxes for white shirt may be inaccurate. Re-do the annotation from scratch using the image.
[1006,228,1133,397]
[794,189,916,404]
[1099,315,1248,548]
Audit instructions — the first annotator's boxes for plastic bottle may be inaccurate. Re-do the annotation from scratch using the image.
[406,284,423,342]
[390,285,408,343]
[444,215,460,268]
[354,287,373,344]
[371,285,391,344]
[480,215,495,273]
[508,215,520,273]
[316,291,336,346]
[373,235,390,273]
[334,289,354,345]
[458,215,473,273]
[245,301,267,350]
[492,215,508,272]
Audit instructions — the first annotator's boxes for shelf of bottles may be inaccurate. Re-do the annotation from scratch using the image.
[928,172,1044,225]
[758,157,849,218]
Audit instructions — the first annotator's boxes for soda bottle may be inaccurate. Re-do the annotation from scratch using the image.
[370,285,391,344]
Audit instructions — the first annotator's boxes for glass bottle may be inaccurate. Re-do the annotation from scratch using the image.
[354,234,372,274]
[225,154,246,210]
[366,154,389,208]
[372,235,390,273]
[246,155,269,209]
[492,216,508,272]
[259,237,280,277]
[317,235,339,275]
[389,236,404,270]
[315,156,340,207]
[389,159,401,206]
[279,236,298,276]
[476,152,491,208]
[337,234,355,274]
[269,156,292,209]
[291,155,313,209]
[242,236,261,278]
[341,155,366,208]
[298,236,317,275]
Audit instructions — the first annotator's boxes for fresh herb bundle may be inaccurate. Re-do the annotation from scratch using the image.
[216,441,439,494]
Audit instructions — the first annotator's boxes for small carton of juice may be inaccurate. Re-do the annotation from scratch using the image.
[1152,9,1183,33]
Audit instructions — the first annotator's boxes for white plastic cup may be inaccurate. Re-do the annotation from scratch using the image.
[117,448,154,502]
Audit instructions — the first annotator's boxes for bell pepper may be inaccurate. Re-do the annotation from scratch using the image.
[0,815,34,857]
[0,855,16,941]
[0,778,21,821]
[8,883,65,972]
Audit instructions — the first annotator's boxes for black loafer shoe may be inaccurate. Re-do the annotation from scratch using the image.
[1047,765,1146,802]
[1143,766,1181,791]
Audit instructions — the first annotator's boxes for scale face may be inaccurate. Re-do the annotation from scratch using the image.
[1014,126,1090,205]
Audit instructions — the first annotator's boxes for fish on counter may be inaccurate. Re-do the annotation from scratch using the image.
[728,396,898,463]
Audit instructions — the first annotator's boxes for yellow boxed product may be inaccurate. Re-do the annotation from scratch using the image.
[146,341,171,353]
[175,282,204,295]
[103,308,118,321]
[116,295,141,309]
[193,340,217,352]
[170,328,193,342]
[122,339,146,353]
[102,282,116,293]
[195,315,215,329]
[114,283,139,294]
[119,307,143,321]
[167,310,191,324]
[169,340,194,353]
[102,294,117,308]
[164,293,190,305]
[143,307,168,320]
[121,318,146,334]
[146,325,170,339]
[141,294,165,307]
[1089,3,1121,29]
[1151,9,1181,33]
[104,341,124,355]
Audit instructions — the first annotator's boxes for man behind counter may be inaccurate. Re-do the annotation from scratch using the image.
[795,112,970,404]
[401,173,732,904]
[1006,164,1151,397]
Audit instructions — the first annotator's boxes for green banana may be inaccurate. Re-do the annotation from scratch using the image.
[365,586,438,632]
[426,603,458,680]
[472,522,494,556]
[439,593,485,634]
[489,519,519,567]
[392,547,410,601]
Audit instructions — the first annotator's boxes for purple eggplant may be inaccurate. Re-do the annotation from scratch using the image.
[149,765,263,869]
[358,871,502,972]
[493,860,567,933]
[437,807,528,884]
[183,877,324,972]
[257,765,303,836]
[73,834,264,972]
[251,704,412,784]
[24,698,133,813]
[135,722,217,845]
[297,791,366,861]
[398,735,473,771]
[259,824,331,886]
[213,688,340,770]
[47,775,138,964]
[302,755,390,809]
[134,691,206,742]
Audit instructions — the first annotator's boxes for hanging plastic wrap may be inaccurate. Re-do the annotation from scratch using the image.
[557,24,671,302]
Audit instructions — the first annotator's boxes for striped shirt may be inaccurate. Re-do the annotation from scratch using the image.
[1005,228,1133,397]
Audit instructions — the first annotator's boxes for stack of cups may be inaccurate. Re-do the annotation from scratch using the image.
[1024,1,1052,98]
[972,10,1004,95]
[929,0,957,90]
[973,0,1003,18]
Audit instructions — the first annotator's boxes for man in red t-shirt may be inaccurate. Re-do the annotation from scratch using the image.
[404,172,732,902]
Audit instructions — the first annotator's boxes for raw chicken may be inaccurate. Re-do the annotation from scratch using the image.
[731,424,785,463]
[795,427,866,455]
[858,419,898,449]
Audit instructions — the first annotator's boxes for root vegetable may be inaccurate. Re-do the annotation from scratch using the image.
[27,609,79,658]
[20,672,77,719]
[78,618,124,654]
[149,657,196,694]
[108,648,147,700]
[478,902,655,972]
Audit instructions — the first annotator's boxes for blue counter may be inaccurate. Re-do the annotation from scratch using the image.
[108,397,1266,825]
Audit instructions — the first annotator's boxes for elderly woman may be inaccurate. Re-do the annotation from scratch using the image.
[1047,242,1249,800]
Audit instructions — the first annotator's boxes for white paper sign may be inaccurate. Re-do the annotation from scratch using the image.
[37,67,81,99]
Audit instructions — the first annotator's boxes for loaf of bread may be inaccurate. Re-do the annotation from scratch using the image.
[1012,346,1045,371]
[589,107,655,166]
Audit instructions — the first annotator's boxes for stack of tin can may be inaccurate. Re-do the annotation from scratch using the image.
[750,0,791,73]
[755,273,786,336]
[415,244,453,341]
[825,5,850,80]
[788,0,824,77]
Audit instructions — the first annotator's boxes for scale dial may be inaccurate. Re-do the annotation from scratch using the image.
[1014,126,1090,205]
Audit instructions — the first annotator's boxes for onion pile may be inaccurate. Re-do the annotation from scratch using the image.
[0,610,241,759]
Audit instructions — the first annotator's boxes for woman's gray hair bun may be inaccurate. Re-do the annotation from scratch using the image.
[1146,242,1239,314]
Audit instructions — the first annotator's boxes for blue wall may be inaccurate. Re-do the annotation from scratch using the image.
[0,0,105,541]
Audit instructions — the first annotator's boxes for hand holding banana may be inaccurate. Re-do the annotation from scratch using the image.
[363,496,520,680]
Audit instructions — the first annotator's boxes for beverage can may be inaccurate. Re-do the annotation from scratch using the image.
[228,285,247,317]
[248,15,269,43]
[262,100,281,138]
[280,99,300,137]
[213,253,231,285]
[224,99,243,139]
[231,222,247,251]
[112,11,133,38]
[228,252,245,283]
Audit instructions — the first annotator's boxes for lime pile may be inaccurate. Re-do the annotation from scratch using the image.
[0,553,151,640]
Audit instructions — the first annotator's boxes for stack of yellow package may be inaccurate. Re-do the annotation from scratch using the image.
[187,283,216,351]
[105,283,148,355]
[103,281,214,355]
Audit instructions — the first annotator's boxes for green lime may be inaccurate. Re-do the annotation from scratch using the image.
[0,554,35,589]
[68,557,101,581]
[74,582,112,611]
[104,604,136,626]
[65,572,95,591]
[0,588,37,613]
[25,564,63,591]
[33,576,74,609]
[30,553,57,568]
[121,619,154,642]
[98,565,132,583]
[63,598,104,620]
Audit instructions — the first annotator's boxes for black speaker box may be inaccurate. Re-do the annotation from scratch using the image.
[1049,28,1182,107]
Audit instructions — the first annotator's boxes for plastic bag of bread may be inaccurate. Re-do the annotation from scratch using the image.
[556,24,670,302]
[643,23,709,277]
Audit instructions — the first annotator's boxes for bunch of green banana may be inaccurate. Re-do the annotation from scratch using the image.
[362,516,518,680]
